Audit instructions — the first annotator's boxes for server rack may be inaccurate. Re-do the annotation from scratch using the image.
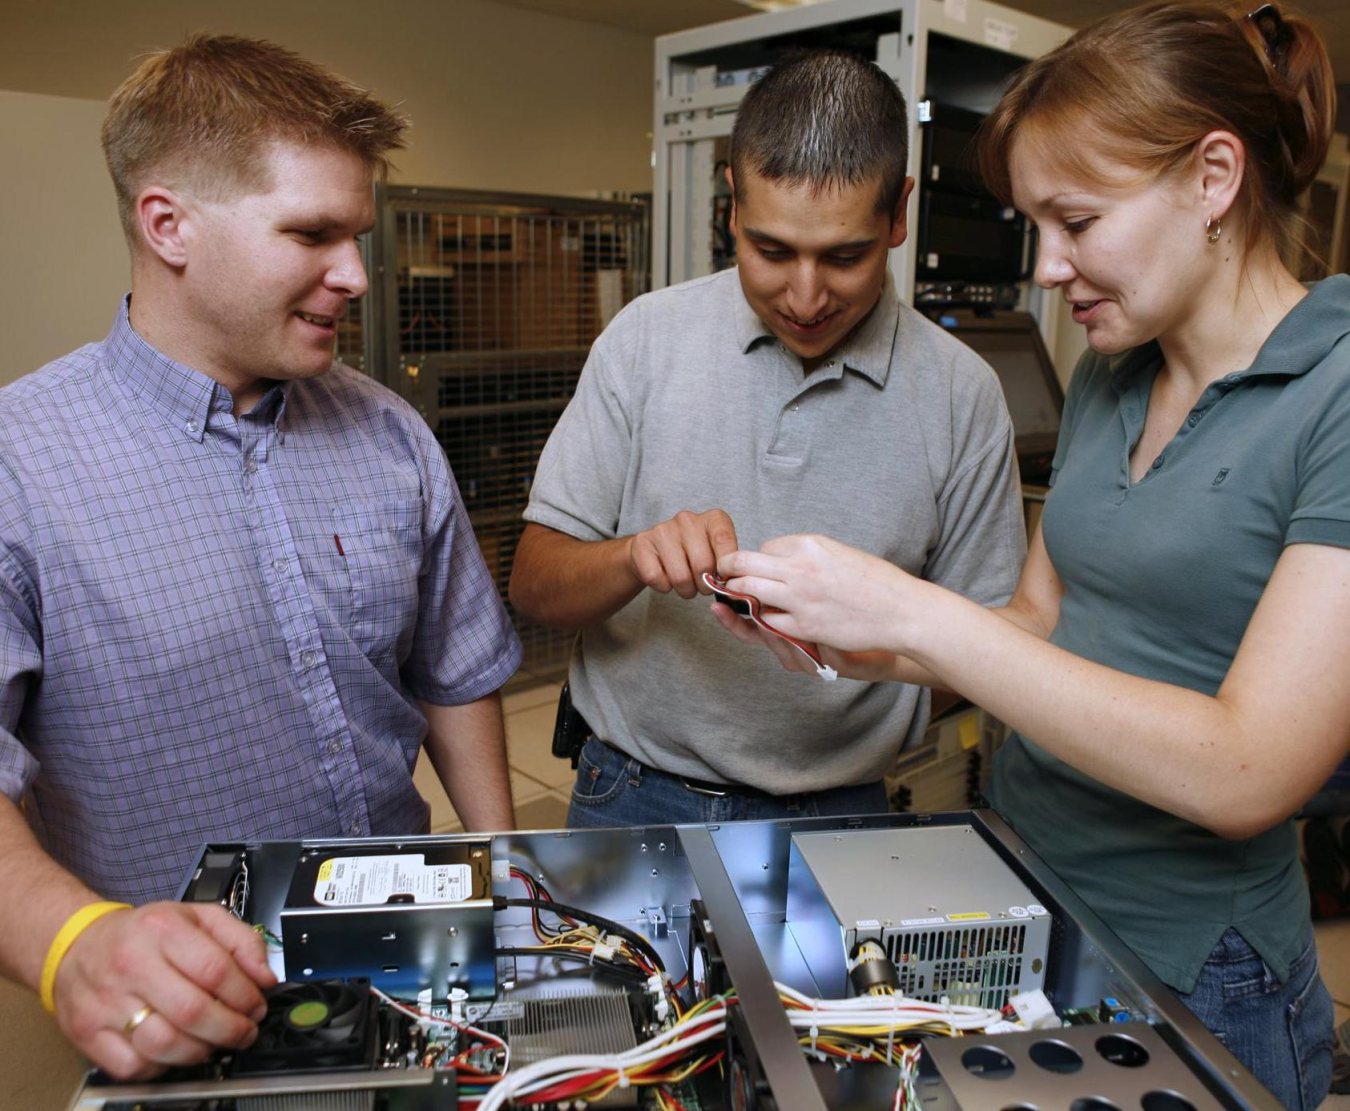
[354,186,650,681]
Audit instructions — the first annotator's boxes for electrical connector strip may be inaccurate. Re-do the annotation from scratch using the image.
[703,572,837,681]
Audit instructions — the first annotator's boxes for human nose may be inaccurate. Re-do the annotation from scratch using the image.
[1033,236,1075,290]
[784,261,828,319]
[327,239,369,299]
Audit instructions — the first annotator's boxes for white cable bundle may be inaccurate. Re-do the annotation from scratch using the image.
[776,982,1003,1032]
[474,1002,730,1111]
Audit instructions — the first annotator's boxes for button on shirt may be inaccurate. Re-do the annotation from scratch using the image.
[0,300,521,903]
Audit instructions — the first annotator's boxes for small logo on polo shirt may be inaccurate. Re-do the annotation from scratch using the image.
[1213,468,1231,486]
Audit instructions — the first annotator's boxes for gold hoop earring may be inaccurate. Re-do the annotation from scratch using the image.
[1205,216,1222,244]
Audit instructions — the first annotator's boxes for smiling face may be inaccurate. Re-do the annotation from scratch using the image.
[1009,132,1217,356]
[176,141,375,405]
[730,167,912,371]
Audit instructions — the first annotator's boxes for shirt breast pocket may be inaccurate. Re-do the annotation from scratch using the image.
[333,498,424,659]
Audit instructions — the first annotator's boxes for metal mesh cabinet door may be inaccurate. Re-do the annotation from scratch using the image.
[361,187,649,681]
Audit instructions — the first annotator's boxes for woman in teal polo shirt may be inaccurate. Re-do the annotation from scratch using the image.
[713,2,1342,1106]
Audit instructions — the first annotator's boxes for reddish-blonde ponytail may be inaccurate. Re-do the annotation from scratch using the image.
[977,1,1336,267]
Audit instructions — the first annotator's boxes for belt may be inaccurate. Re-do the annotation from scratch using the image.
[678,773,782,800]
[595,739,783,801]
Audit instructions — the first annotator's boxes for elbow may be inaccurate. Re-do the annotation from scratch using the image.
[1193,798,1291,842]
[507,565,543,626]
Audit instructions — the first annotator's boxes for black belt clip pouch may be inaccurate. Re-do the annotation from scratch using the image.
[551,682,592,769]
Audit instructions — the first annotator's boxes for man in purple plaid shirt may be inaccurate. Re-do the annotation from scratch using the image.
[0,36,521,1079]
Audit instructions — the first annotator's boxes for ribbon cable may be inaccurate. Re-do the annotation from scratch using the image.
[703,573,837,681]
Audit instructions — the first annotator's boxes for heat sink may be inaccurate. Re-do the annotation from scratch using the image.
[505,989,639,1106]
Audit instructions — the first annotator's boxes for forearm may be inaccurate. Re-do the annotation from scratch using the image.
[421,695,515,831]
[904,591,1276,837]
[508,525,642,629]
[864,597,1052,690]
[0,798,106,990]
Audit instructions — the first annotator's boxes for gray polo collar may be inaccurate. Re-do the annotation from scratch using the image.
[732,267,899,387]
[1110,274,1350,395]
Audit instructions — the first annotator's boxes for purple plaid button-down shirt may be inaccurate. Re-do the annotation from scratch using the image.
[0,300,521,903]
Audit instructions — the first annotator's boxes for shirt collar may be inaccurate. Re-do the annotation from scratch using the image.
[732,269,900,388]
[104,295,290,441]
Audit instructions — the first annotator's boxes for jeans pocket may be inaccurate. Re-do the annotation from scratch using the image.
[1286,954,1335,1111]
[570,741,634,808]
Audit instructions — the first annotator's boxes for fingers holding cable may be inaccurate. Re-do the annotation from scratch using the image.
[630,508,738,599]
[710,599,818,675]
[718,534,918,654]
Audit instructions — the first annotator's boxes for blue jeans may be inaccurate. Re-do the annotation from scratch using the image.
[566,737,890,828]
[1177,926,1334,1110]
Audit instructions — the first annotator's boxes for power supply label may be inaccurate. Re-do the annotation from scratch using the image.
[313,854,472,906]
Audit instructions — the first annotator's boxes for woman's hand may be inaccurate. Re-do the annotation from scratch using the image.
[716,534,936,657]
[709,600,905,681]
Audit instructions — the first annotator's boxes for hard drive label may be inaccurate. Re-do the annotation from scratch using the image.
[313,854,473,906]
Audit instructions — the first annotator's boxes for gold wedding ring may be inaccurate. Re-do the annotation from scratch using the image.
[123,1004,154,1037]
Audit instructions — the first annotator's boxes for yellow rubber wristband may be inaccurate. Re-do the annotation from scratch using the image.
[39,901,131,1015]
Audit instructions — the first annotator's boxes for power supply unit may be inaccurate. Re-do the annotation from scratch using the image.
[786,825,1051,1007]
[280,840,496,998]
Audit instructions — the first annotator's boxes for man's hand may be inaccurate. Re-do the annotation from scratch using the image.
[628,509,738,599]
[53,901,276,1081]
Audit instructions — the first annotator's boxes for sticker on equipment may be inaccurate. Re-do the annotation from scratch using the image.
[314,854,472,906]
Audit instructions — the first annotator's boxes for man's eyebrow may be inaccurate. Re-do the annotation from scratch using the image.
[742,227,878,252]
[281,217,377,236]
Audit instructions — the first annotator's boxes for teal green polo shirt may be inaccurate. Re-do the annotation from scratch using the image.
[988,274,1350,993]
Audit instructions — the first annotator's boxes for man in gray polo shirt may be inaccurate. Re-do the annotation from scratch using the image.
[509,51,1025,825]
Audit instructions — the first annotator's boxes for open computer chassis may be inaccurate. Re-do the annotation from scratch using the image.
[65,810,1281,1111]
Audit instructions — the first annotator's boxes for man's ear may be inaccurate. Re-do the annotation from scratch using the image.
[725,165,738,238]
[888,177,916,249]
[135,185,192,268]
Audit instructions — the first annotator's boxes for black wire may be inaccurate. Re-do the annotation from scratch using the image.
[495,947,651,984]
[497,897,666,974]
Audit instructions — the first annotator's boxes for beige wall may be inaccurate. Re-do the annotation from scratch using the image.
[0,90,130,380]
[0,0,656,383]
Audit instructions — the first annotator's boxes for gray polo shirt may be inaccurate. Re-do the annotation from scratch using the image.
[525,267,1024,793]
[989,274,1350,993]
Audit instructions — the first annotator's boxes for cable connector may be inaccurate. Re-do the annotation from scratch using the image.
[592,942,616,963]
[449,987,469,1024]
[1009,989,1059,1030]
[647,972,670,1022]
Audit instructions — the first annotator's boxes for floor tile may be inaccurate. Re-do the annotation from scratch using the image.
[504,682,562,716]
[0,978,85,1111]
[513,790,572,831]
[505,701,577,789]
[413,751,551,832]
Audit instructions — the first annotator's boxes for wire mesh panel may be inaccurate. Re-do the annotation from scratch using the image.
[363,187,650,682]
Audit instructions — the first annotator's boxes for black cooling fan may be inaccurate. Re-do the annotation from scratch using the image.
[232,978,377,1075]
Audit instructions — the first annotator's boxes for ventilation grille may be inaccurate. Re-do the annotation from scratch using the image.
[238,1089,376,1111]
[883,923,1028,1009]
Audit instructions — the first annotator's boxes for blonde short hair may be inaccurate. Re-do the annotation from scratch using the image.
[102,33,407,244]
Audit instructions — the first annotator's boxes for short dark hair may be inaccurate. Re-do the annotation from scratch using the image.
[730,49,910,216]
